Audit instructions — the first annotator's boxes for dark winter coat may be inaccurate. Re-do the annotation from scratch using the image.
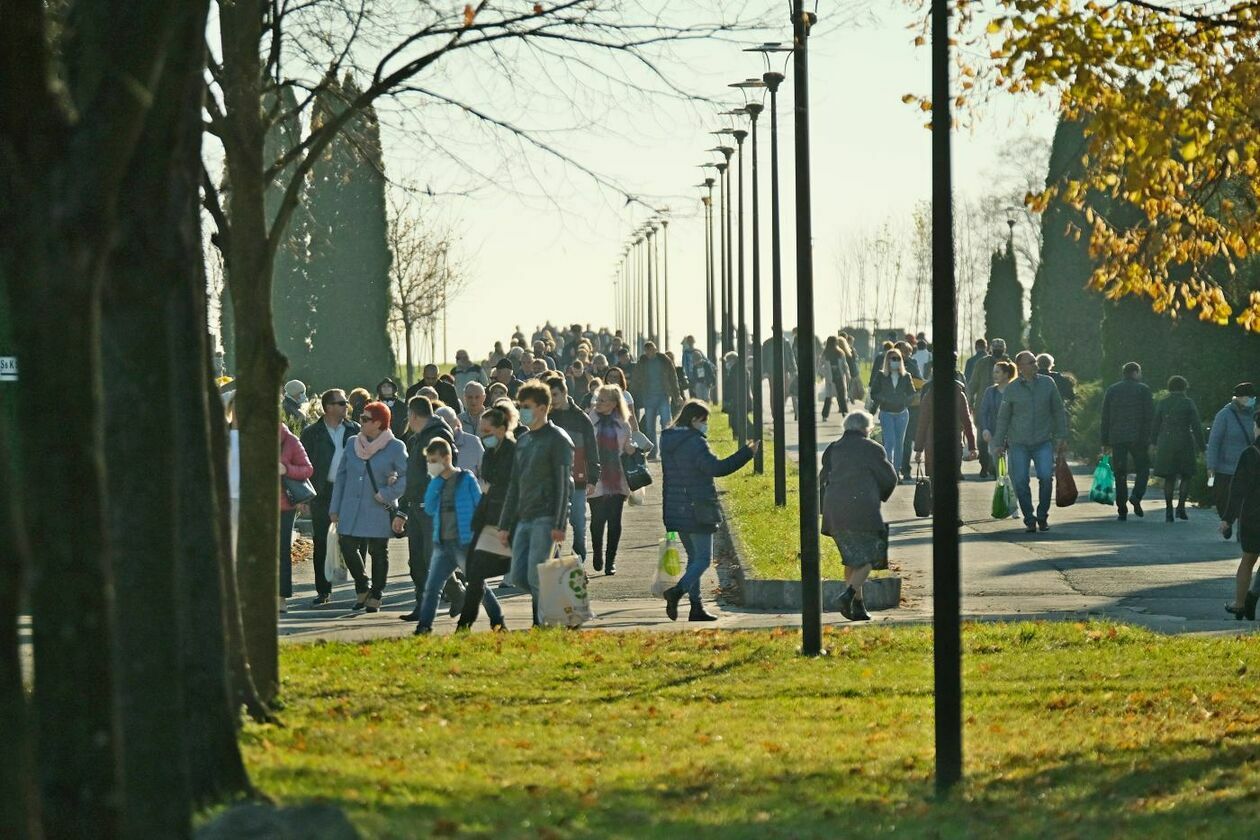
[399,417,457,517]
[406,378,461,412]
[659,427,753,534]
[300,418,361,503]
[913,380,977,478]
[819,431,899,535]
[1100,378,1155,447]
[498,421,574,533]
[1151,392,1205,477]
[967,352,1009,407]
[870,371,917,414]
[549,397,600,489]
[472,437,516,534]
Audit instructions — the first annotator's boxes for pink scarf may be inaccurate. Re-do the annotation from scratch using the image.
[354,428,395,461]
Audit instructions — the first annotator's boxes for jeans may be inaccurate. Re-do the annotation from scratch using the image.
[310,494,334,596]
[589,494,626,566]
[901,407,920,476]
[339,535,389,597]
[1008,441,1055,526]
[456,569,507,628]
[509,516,556,622]
[1111,442,1150,510]
[279,508,297,598]
[640,394,673,449]
[674,531,714,608]
[417,540,502,629]
[407,509,462,605]
[568,486,588,561]
[879,409,910,476]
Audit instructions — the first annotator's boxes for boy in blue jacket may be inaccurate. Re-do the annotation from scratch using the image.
[415,438,498,634]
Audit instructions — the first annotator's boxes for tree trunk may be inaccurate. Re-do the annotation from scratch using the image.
[403,315,414,385]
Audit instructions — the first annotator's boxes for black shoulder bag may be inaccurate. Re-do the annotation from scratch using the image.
[365,458,407,539]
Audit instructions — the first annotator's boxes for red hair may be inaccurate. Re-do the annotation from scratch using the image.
[361,401,391,430]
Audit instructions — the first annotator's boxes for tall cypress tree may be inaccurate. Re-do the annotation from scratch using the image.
[265,84,312,378]
[301,73,396,391]
[984,227,1025,346]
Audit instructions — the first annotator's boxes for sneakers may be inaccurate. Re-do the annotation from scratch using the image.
[365,596,381,613]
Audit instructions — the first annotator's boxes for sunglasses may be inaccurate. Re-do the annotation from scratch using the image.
[328,400,349,407]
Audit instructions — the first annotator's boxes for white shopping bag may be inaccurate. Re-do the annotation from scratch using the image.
[324,523,349,583]
[538,545,596,628]
[651,532,683,598]
[627,486,646,506]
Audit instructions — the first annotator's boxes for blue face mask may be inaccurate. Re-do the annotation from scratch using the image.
[695,422,709,436]
[1248,397,1257,410]
[519,407,536,426]
[482,434,499,449]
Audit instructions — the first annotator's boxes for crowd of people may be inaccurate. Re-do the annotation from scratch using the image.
[221,320,1260,631]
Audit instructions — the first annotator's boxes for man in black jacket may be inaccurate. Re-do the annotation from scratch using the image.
[376,378,409,438]
[498,381,574,623]
[1101,361,1155,520]
[299,389,359,605]
[406,364,461,412]
[394,396,464,619]
[490,357,522,398]
[544,372,599,565]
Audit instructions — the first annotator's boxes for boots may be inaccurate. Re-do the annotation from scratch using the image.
[663,586,683,621]
[689,604,718,622]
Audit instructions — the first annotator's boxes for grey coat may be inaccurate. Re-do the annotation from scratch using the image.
[819,431,899,535]
[1207,403,1255,476]
[993,374,1068,449]
[330,436,409,539]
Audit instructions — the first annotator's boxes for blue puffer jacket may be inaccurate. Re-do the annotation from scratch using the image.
[423,468,483,547]
[659,427,754,534]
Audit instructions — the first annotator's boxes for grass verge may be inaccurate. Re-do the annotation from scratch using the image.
[244,623,1260,839]
[707,408,849,580]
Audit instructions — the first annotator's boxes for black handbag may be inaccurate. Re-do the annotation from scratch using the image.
[282,475,317,506]
[365,459,407,538]
[621,451,653,491]
[913,468,932,518]
[692,497,722,527]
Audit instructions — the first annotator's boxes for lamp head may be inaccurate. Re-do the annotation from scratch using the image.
[732,129,748,143]
[762,70,785,91]
[744,102,764,118]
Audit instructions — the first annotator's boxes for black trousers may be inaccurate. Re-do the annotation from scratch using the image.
[310,492,334,596]
[589,494,627,565]
[1215,475,1234,519]
[407,509,464,605]
[1112,442,1151,509]
[339,535,389,597]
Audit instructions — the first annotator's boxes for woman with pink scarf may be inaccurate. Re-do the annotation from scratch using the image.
[330,401,409,612]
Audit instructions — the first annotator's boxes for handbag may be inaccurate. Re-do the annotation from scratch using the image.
[1055,455,1078,507]
[364,459,407,538]
[282,475,317,506]
[622,450,653,491]
[913,467,932,518]
[538,543,595,628]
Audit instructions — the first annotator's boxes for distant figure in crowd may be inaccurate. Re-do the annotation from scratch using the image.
[1037,353,1076,407]
[977,360,1016,481]
[451,349,488,392]
[1101,362,1154,521]
[587,384,636,575]
[604,366,640,432]
[329,401,408,612]
[967,337,1008,410]
[1208,382,1257,519]
[1222,411,1260,621]
[491,357,523,399]
[630,341,682,456]
[869,347,918,483]
[277,421,313,613]
[820,410,898,621]
[498,380,574,624]
[300,389,359,606]
[408,363,461,410]
[689,349,717,404]
[913,365,977,486]
[376,377,409,438]
[283,379,308,429]
[413,438,487,635]
[348,387,371,422]
[460,381,487,431]
[820,335,850,421]
[437,405,483,480]
[1151,376,1204,522]
[963,338,989,386]
[991,351,1068,534]
[545,372,599,565]
[659,400,758,622]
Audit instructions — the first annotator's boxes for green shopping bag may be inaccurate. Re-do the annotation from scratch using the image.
[991,456,1011,519]
[1089,455,1116,505]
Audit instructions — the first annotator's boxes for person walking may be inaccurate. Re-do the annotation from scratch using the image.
[1221,412,1260,620]
[977,360,1016,480]
[967,337,1008,409]
[963,338,989,385]
[604,366,640,432]
[277,421,314,613]
[1151,376,1205,522]
[689,349,717,404]
[397,397,464,621]
[912,372,977,487]
[629,341,682,456]
[820,411,899,621]
[587,384,636,575]
[376,378,409,438]
[459,381,487,431]
[1037,353,1077,408]
[869,347,918,483]
[497,381,574,624]
[992,351,1069,533]
[283,379,308,431]
[437,405,484,480]
[490,357,523,399]
[545,372,599,566]
[1208,383,1257,519]
[451,349,488,392]
[329,402,408,611]
[407,363,461,410]
[412,438,491,635]
[820,335,850,422]
[659,401,759,622]
[300,389,360,606]
[456,405,516,630]
[347,387,371,422]
[1101,362,1155,520]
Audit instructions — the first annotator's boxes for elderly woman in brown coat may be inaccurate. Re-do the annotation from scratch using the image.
[819,411,899,622]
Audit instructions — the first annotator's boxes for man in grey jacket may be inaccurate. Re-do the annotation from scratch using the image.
[993,351,1069,533]
[1207,382,1257,518]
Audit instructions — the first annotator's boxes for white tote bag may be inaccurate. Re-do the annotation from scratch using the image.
[324,522,349,584]
[537,545,596,628]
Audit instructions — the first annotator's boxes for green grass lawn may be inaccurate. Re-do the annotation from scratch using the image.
[244,623,1260,839]
[707,408,849,580]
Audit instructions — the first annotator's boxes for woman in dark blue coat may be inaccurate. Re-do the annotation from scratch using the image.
[659,400,758,621]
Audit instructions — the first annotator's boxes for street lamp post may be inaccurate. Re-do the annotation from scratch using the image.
[791,0,823,657]
[646,223,657,347]
[719,124,749,442]
[661,217,670,354]
[701,177,717,378]
[734,78,768,473]
[709,144,735,368]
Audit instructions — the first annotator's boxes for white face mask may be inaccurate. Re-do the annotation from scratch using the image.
[426,461,445,478]
[890,362,902,372]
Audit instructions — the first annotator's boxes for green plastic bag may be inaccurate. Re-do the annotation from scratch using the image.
[1089,455,1116,505]
[991,456,1011,519]
[651,532,683,598]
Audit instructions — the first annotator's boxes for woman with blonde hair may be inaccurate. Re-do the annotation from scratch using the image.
[586,384,637,575]
[869,347,918,480]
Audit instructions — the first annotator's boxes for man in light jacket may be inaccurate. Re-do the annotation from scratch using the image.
[992,351,1069,534]
[1207,382,1257,518]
